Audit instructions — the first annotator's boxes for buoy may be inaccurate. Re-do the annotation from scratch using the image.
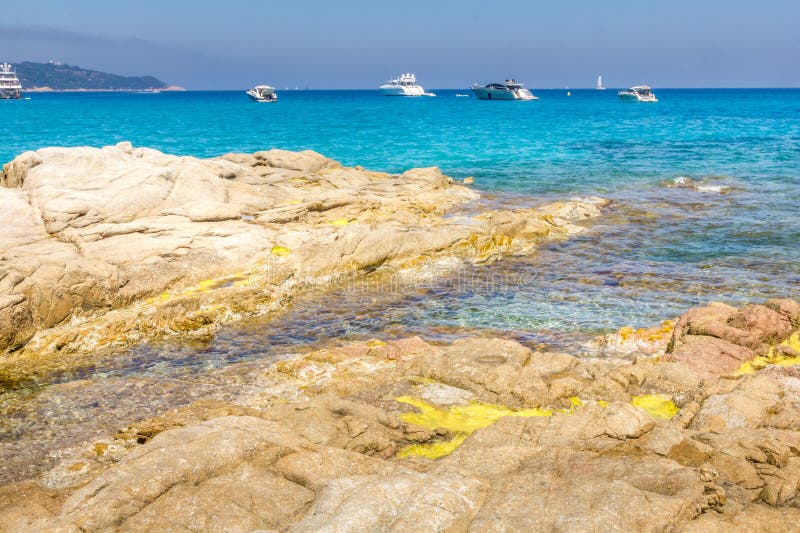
[567,91,571,97]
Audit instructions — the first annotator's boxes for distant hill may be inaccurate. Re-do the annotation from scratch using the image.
[13,61,179,91]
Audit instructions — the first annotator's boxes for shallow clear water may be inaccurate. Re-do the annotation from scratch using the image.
[2,89,799,482]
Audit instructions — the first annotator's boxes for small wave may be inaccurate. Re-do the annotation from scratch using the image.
[662,175,738,194]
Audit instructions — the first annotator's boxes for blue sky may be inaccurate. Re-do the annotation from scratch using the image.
[1,0,798,89]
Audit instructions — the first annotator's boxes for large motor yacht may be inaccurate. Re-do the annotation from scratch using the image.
[618,85,657,102]
[0,63,22,100]
[379,73,434,96]
[247,85,278,102]
[471,79,537,100]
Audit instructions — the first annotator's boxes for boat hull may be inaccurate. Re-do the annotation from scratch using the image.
[618,92,657,102]
[379,85,426,96]
[0,89,22,100]
[248,95,278,102]
[472,87,537,100]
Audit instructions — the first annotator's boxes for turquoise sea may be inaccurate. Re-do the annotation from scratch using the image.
[2,89,800,480]
[4,89,799,346]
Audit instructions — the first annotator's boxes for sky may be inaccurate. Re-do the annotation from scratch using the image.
[1,0,798,89]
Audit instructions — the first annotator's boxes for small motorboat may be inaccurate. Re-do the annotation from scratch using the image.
[471,79,537,100]
[618,85,657,102]
[247,85,278,102]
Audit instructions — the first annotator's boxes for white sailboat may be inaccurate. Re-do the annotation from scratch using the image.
[596,75,606,90]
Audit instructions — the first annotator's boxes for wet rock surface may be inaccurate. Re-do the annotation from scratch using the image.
[0,144,606,388]
[1,299,799,532]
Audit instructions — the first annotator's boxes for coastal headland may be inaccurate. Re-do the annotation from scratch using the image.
[1,146,799,531]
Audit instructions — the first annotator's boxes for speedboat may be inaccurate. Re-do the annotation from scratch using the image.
[247,85,278,102]
[471,79,537,100]
[379,73,434,96]
[618,85,657,102]
[0,63,23,100]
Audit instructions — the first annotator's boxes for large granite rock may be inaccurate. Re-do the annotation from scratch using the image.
[666,300,796,375]
[0,144,606,386]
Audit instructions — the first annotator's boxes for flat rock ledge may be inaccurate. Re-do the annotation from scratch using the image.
[1,299,799,532]
[0,143,606,386]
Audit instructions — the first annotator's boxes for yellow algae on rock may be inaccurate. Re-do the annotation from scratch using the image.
[271,245,291,257]
[631,394,680,420]
[618,326,636,342]
[330,218,350,226]
[397,434,469,459]
[193,279,219,292]
[735,332,800,375]
[394,396,552,459]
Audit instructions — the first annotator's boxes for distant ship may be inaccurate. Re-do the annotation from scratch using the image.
[379,73,435,96]
[0,63,22,100]
[596,75,606,90]
[471,79,538,100]
[247,85,278,102]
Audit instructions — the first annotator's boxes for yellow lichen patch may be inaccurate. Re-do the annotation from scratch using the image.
[598,400,609,408]
[735,333,800,375]
[330,218,350,226]
[92,442,109,456]
[394,396,552,459]
[366,339,386,348]
[67,462,89,473]
[284,199,303,205]
[271,245,291,257]
[631,394,680,420]
[646,320,675,342]
[193,279,219,292]
[396,434,469,460]
[616,321,674,344]
[618,326,636,342]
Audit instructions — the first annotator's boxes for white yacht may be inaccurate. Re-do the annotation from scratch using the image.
[247,85,278,102]
[379,73,434,96]
[0,63,22,100]
[618,85,657,102]
[596,75,606,90]
[471,79,537,100]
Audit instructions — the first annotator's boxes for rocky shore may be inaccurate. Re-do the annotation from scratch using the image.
[2,145,799,531]
[0,144,604,387]
[0,297,798,531]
